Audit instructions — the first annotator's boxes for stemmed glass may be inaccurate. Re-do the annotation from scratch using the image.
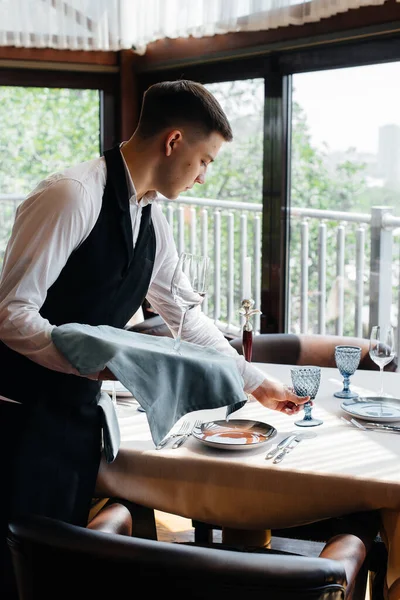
[171,252,210,353]
[102,380,125,414]
[369,325,395,397]
[333,345,361,399]
[290,366,322,427]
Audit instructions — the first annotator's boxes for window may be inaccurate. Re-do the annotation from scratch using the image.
[289,62,400,340]
[0,86,100,265]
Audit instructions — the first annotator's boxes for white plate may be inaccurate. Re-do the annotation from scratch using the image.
[340,396,400,423]
[101,381,133,398]
[192,419,277,451]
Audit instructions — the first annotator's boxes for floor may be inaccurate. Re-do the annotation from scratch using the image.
[155,509,324,553]
[155,510,209,543]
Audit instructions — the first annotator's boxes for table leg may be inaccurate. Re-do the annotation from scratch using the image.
[222,527,271,548]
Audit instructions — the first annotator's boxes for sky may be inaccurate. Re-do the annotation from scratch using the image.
[293,61,400,155]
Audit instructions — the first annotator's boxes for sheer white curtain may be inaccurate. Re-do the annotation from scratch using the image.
[130,0,390,53]
[0,0,394,53]
[0,0,126,51]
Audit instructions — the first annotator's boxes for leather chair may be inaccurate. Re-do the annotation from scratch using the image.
[229,332,398,372]
[128,317,397,372]
[7,507,378,600]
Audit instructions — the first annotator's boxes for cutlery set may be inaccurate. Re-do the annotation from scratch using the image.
[273,437,302,463]
[265,431,317,463]
[265,434,297,461]
[155,419,202,450]
[157,421,318,459]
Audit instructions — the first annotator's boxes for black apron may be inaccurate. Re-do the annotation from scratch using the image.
[0,145,156,530]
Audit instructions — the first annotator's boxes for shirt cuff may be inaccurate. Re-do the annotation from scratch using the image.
[234,355,266,393]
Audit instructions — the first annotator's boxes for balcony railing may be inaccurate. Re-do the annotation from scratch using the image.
[159,196,400,349]
[158,195,262,338]
[1,194,399,350]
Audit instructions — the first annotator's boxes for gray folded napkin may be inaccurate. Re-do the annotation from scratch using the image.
[52,323,247,448]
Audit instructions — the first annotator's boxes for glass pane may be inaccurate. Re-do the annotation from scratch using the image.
[159,79,264,334]
[0,86,100,264]
[289,62,400,346]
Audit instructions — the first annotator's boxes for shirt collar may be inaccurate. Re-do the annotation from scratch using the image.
[119,145,158,207]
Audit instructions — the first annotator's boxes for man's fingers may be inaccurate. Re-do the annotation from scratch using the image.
[295,396,311,405]
[283,385,310,405]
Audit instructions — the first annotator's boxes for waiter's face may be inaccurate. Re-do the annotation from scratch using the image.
[157,128,224,199]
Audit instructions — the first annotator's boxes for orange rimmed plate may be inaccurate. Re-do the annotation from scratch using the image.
[192,419,276,451]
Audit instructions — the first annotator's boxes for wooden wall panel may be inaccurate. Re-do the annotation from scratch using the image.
[0,46,117,66]
[135,0,400,72]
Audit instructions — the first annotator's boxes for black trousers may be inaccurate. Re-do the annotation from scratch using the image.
[0,401,23,599]
[0,398,102,599]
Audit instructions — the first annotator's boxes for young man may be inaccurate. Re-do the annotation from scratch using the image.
[0,80,306,597]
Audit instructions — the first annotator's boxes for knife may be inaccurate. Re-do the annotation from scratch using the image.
[349,418,400,433]
[265,434,297,460]
[155,437,170,450]
[365,422,400,431]
[172,434,191,449]
[273,437,302,464]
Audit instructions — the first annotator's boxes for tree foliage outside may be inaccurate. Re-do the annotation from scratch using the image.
[0,86,99,262]
[290,101,369,336]
[0,86,100,195]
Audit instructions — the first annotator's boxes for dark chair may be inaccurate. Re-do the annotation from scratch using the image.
[229,332,397,371]
[86,500,133,536]
[128,318,397,372]
[7,506,378,600]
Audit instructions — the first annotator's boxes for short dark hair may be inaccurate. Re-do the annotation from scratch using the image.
[136,80,233,142]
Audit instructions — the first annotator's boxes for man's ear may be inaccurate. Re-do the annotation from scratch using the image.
[164,129,183,156]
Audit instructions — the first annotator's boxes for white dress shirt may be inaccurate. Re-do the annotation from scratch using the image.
[0,150,266,393]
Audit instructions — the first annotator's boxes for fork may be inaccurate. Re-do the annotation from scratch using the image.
[172,419,202,449]
[155,420,191,450]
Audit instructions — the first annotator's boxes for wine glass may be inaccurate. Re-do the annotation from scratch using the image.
[171,253,210,353]
[290,366,322,427]
[369,325,395,397]
[333,345,361,399]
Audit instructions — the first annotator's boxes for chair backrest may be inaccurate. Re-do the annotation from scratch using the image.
[230,333,398,371]
[7,514,351,600]
[129,319,398,372]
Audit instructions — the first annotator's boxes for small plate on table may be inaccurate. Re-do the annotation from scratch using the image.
[340,397,400,423]
[192,419,277,451]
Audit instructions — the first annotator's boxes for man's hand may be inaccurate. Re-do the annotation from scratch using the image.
[97,367,117,381]
[250,378,310,415]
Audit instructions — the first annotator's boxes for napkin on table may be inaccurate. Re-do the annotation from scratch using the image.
[52,323,247,449]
